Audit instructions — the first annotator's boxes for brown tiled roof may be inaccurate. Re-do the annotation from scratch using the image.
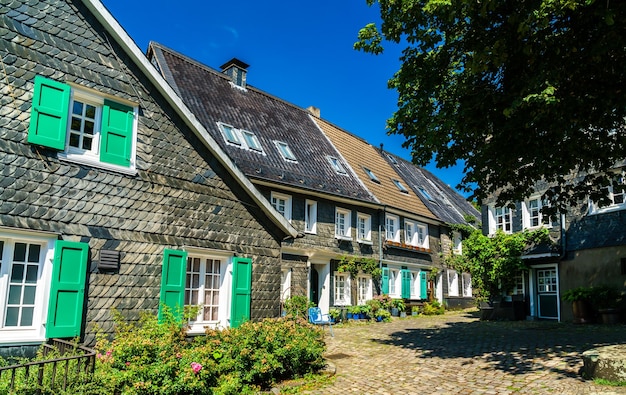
[314,117,436,220]
[384,152,480,225]
[149,43,378,204]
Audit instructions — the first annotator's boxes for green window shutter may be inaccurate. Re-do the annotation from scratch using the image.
[28,76,70,150]
[158,249,187,323]
[401,269,411,299]
[100,99,134,167]
[46,241,89,338]
[381,266,389,294]
[231,257,252,328]
[420,271,428,300]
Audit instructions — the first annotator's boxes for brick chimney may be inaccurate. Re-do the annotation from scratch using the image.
[220,58,249,88]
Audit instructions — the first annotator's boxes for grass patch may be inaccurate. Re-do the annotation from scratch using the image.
[594,378,626,387]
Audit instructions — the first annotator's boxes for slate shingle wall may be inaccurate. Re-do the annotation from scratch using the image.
[0,0,283,344]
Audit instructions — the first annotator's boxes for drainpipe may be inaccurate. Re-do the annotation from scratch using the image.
[559,213,566,259]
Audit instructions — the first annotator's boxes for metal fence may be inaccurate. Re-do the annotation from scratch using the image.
[0,338,96,394]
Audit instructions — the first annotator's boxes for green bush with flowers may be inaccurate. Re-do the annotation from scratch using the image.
[90,308,326,395]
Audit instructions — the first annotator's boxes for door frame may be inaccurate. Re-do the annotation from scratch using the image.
[530,263,560,321]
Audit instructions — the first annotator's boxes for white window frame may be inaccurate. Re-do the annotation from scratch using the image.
[511,273,525,296]
[461,273,472,297]
[447,269,459,297]
[522,197,550,229]
[335,207,352,240]
[363,167,380,183]
[304,200,317,234]
[357,275,372,305]
[392,179,409,194]
[60,88,138,175]
[389,269,399,296]
[489,206,513,234]
[270,192,292,222]
[0,230,55,344]
[385,214,400,242]
[356,213,372,244]
[241,130,263,152]
[327,156,347,174]
[452,231,462,255]
[274,140,297,161]
[184,250,232,333]
[334,272,350,306]
[281,269,292,302]
[405,219,428,248]
[592,179,626,214]
[218,122,241,145]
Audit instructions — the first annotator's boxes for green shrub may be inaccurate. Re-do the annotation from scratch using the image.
[283,295,314,318]
[422,300,445,315]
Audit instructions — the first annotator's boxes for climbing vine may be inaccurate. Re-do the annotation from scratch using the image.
[336,255,381,280]
[445,225,551,302]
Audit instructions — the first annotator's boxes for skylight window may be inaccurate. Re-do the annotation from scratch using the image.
[241,130,262,152]
[218,122,241,145]
[386,154,398,165]
[392,179,409,194]
[327,156,347,174]
[419,187,433,201]
[363,167,380,183]
[275,141,296,161]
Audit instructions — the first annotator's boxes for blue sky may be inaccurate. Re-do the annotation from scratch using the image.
[102,0,469,197]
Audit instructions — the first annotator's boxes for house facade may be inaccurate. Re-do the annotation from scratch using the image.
[148,43,384,313]
[482,174,626,322]
[0,0,296,354]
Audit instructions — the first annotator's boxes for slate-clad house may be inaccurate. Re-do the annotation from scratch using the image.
[482,170,626,322]
[0,0,297,352]
[383,152,481,308]
[148,43,384,313]
[313,117,442,304]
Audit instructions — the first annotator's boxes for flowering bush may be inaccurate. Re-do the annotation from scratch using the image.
[89,309,326,395]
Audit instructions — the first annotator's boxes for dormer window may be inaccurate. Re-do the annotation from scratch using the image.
[275,141,297,161]
[392,179,409,194]
[218,122,241,145]
[241,130,262,152]
[327,156,347,174]
[363,167,380,183]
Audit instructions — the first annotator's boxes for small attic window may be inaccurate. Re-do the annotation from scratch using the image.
[327,156,347,174]
[275,141,297,161]
[242,130,263,152]
[419,187,434,201]
[387,154,398,165]
[363,167,380,183]
[218,122,241,145]
[392,179,409,194]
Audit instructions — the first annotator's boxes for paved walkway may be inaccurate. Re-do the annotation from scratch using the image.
[303,310,626,395]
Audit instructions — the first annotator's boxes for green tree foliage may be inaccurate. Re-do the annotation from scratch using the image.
[445,225,550,302]
[356,0,626,212]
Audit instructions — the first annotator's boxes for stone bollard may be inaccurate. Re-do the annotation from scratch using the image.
[582,345,626,382]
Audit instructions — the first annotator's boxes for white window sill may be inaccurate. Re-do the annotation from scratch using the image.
[591,204,626,215]
[304,230,317,235]
[357,239,373,245]
[59,153,137,176]
[335,235,352,241]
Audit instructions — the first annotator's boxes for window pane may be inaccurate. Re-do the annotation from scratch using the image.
[83,136,92,150]
[25,265,38,283]
[13,243,26,262]
[71,117,82,132]
[5,307,18,326]
[72,101,83,115]
[192,257,200,272]
[192,274,199,288]
[69,133,80,148]
[190,290,198,305]
[20,307,33,326]
[27,244,40,263]
[23,285,36,304]
[10,264,24,282]
[85,104,96,118]
[8,285,22,304]
[84,121,94,135]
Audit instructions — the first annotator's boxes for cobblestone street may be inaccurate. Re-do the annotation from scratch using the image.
[304,310,626,395]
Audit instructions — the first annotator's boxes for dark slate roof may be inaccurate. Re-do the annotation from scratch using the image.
[383,152,480,225]
[148,43,378,204]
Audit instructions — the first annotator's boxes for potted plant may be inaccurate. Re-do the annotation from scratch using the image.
[329,308,341,324]
[347,305,361,320]
[411,305,420,316]
[391,299,405,317]
[375,308,391,322]
[360,304,372,319]
[592,285,622,324]
[562,286,594,323]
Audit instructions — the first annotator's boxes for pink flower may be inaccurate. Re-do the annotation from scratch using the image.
[176,353,182,359]
[106,350,112,357]
[191,362,202,374]
[126,362,130,366]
